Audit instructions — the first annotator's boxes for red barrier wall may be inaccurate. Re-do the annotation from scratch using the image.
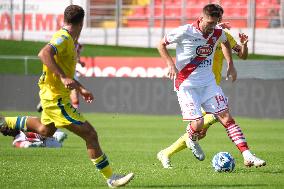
[78,57,168,78]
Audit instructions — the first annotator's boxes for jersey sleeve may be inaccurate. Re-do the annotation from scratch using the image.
[164,25,187,45]
[48,34,69,54]
[219,29,228,43]
[225,31,239,53]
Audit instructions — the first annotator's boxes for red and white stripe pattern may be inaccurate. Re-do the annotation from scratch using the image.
[174,28,222,90]
[25,132,44,141]
[225,119,249,152]
[186,124,200,141]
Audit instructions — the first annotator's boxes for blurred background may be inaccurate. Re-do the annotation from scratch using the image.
[0,0,283,118]
[0,0,283,54]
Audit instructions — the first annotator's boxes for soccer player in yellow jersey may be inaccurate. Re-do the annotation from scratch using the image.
[0,5,134,188]
[157,5,265,169]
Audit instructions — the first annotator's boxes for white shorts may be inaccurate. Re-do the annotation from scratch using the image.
[176,81,228,121]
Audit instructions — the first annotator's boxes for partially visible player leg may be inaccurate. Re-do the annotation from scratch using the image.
[157,87,206,168]
[0,116,56,137]
[157,113,217,168]
[157,133,187,168]
[185,119,205,161]
[217,110,266,168]
[51,97,133,187]
[178,87,205,161]
[66,121,134,188]
[0,116,29,131]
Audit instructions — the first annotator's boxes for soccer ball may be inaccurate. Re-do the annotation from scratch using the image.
[212,152,235,172]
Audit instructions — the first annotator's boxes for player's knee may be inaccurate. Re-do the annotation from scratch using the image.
[82,126,99,143]
[217,110,233,126]
[88,129,99,141]
[190,119,204,130]
[37,126,55,137]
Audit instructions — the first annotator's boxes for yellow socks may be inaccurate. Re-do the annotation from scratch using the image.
[4,116,28,131]
[91,154,113,179]
[161,114,218,158]
[162,133,187,158]
[203,114,218,129]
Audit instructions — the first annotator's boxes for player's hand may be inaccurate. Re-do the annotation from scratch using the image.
[226,65,237,82]
[167,64,178,80]
[80,88,94,103]
[217,22,231,30]
[239,33,248,45]
[61,77,78,90]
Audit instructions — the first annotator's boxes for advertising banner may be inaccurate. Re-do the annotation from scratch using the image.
[0,0,84,40]
[77,56,168,78]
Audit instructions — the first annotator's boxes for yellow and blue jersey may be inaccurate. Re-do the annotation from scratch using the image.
[212,30,237,85]
[38,28,77,100]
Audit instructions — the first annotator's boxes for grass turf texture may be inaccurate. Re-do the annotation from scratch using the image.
[1,39,284,75]
[0,112,283,189]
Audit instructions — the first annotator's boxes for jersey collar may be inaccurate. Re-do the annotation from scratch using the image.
[62,27,71,36]
[192,19,209,39]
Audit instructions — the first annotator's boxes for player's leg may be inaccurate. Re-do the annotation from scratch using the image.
[204,83,266,168]
[56,97,133,187]
[217,110,266,168]
[157,133,187,168]
[66,121,134,187]
[157,87,205,168]
[158,111,217,166]
[0,116,56,137]
[185,119,205,161]
[177,87,205,161]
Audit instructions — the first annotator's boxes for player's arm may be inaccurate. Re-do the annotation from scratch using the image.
[74,80,94,103]
[38,45,77,89]
[221,40,237,82]
[233,33,248,60]
[157,38,178,80]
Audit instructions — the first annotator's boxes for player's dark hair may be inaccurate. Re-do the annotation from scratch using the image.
[64,5,85,25]
[203,4,223,18]
[214,4,224,15]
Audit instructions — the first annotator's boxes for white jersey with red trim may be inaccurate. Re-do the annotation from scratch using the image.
[164,22,227,89]
[13,131,42,145]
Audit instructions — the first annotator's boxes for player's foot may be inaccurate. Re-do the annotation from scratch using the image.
[244,155,266,168]
[157,150,172,169]
[53,131,68,143]
[185,138,205,161]
[107,173,134,188]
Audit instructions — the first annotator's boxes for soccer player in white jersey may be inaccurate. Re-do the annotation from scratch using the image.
[157,4,266,168]
[0,126,67,148]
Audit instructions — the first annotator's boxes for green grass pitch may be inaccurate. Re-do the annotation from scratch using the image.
[0,111,283,188]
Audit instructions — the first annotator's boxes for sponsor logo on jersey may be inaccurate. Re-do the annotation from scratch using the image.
[55,37,64,45]
[196,44,213,57]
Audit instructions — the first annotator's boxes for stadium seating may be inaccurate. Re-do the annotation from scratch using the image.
[89,0,280,28]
